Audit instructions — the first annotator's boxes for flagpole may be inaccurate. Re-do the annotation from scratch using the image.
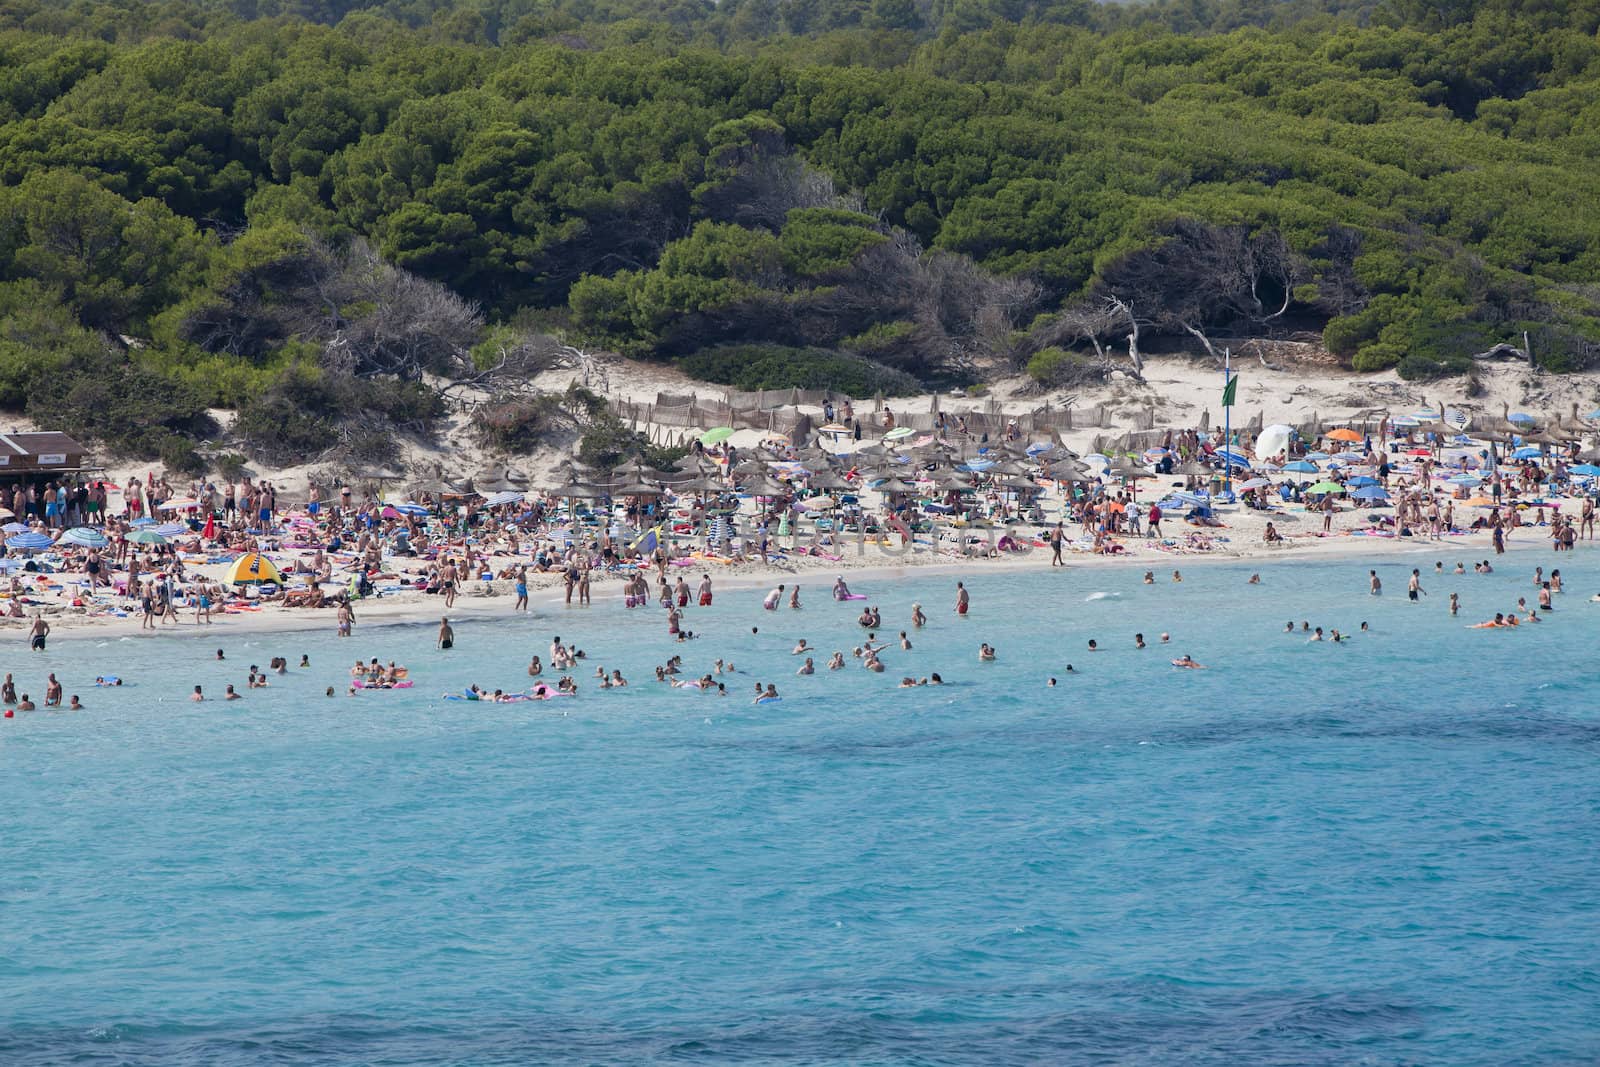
[1223,347,1233,494]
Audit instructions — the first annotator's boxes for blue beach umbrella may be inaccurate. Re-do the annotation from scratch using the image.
[1447,473,1483,485]
[1348,476,1380,488]
[1281,460,1319,474]
[1351,486,1390,502]
[60,527,109,548]
[1304,451,1331,461]
[6,532,53,552]
[154,522,189,537]
[1568,463,1600,477]
[395,502,430,518]
[1507,412,1537,424]
[1512,446,1542,459]
[1216,449,1250,468]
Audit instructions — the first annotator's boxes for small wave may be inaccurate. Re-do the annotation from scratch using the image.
[1084,591,1121,601]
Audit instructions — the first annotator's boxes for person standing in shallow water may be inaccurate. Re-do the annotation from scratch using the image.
[438,617,455,650]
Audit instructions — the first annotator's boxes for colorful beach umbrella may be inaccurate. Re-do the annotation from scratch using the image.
[129,530,168,545]
[5,532,52,551]
[1307,481,1344,494]
[223,552,283,585]
[884,426,914,441]
[59,527,109,548]
[1326,428,1363,442]
[1215,450,1251,468]
[699,426,735,446]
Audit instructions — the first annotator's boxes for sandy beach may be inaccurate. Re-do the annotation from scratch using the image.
[5,523,1569,644]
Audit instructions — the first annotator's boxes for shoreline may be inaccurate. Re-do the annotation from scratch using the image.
[14,530,1570,646]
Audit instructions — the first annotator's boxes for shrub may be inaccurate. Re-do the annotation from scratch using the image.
[21,348,213,459]
[1396,353,1471,380]
[1026,346,1098,386]
[679,344,919,395]
[233,390,337,464]
[1323,310,1381,359]
[842,320,917,361]
[577,413,686,471]
[474,395,567,452]
[1351,343,1404,371]
[159,434,207,476]
[214,452,248,481]
[233,363,442,464]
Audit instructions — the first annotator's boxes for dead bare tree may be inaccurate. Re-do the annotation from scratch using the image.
[1105,296,1146,381]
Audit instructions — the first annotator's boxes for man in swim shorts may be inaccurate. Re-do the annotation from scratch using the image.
[27,614,48,651]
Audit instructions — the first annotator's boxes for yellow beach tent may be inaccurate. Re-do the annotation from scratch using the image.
[224,553,283,584]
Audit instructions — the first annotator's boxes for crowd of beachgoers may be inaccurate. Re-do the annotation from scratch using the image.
[0,407,1594,650]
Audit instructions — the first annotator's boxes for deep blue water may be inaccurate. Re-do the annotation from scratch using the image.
[2,552,1597,1065]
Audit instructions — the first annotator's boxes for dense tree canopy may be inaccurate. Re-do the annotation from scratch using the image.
[1,0,1600,461]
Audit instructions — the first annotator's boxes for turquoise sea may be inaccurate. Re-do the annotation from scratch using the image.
[2,552,1597,1065]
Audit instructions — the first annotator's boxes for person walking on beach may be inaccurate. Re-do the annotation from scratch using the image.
[955,581,969,616]
[514,566,528,612]
[438,617,455,650]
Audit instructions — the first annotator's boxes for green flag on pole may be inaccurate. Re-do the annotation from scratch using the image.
[1221,373,1238,408]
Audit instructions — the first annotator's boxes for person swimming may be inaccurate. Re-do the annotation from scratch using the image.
[1172,653,1206,668]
